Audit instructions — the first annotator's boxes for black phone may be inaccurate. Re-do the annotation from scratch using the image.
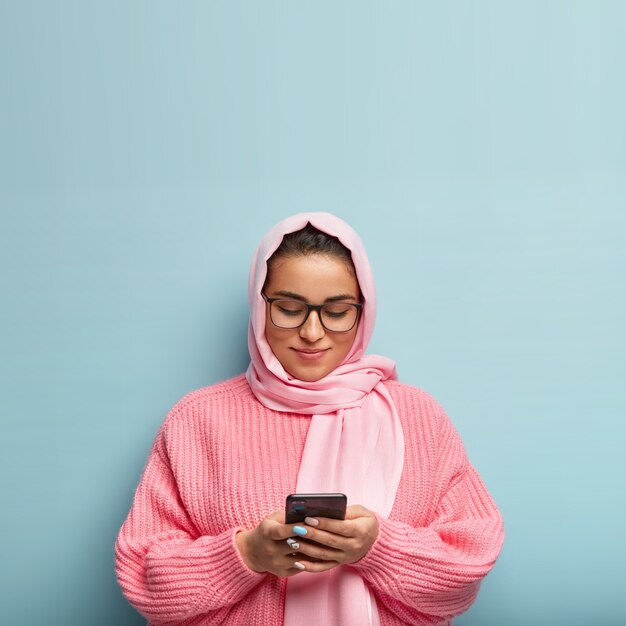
[285,493,347,524]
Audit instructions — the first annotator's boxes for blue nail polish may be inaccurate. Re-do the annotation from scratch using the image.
[292,525,308,537]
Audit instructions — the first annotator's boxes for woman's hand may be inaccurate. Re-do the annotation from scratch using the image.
[235,511,308,578]
[235,505,379,577]
[287,504,379,573]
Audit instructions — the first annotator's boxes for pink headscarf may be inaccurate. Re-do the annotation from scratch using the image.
[245,212,405,626]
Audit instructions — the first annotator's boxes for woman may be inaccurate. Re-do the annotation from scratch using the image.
[115,212,504,626]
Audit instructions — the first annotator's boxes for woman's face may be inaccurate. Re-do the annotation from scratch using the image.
[263,253,360,382]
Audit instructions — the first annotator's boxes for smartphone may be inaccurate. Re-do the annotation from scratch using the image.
[285,493,347,524]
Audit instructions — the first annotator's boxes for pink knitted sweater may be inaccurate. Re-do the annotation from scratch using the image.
[115,375,504,625]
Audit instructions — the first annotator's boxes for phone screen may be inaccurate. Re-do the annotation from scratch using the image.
[285,493,347,524]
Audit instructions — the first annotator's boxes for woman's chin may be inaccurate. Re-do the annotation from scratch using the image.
[285,364,331,383]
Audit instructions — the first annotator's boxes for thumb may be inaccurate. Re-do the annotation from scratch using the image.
[345,504,374,519]
[266,510,286,524]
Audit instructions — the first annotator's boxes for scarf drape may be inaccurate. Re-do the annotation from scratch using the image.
[245,212,405,626]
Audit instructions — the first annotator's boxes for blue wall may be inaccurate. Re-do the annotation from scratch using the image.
[1,2,624,624]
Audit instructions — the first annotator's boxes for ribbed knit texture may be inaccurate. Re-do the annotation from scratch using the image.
[115,375,504,626]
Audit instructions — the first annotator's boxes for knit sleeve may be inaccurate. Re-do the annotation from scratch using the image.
[114,426,267,625]
[349,411,504,625]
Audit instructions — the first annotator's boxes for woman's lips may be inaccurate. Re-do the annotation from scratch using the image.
[292,348,329,361]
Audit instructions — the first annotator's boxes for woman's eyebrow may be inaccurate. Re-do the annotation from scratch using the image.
[324,293,359,303]
[272,290,358,303]
[272,290,307,301]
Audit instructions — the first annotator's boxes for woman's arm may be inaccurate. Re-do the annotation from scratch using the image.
[114,429,267,625]
[349,414,504,624]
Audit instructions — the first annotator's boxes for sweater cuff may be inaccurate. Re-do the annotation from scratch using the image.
[195,527,267,608]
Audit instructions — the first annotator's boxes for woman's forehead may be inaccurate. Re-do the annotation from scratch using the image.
[264,254,360,300]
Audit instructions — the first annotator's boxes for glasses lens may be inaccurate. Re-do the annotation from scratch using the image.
[270,300,308,329]
[321,303,359,332]
[269,299,360,331]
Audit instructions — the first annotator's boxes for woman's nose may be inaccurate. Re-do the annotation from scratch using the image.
[299,311,325,342]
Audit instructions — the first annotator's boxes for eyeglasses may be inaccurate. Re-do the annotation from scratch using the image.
[262,293,362,332]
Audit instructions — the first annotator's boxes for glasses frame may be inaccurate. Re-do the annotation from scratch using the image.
[262,293,363,333]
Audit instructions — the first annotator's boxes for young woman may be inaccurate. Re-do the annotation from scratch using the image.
[115,212,504,626]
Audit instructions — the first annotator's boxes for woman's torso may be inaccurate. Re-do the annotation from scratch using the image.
[157,373,448,625]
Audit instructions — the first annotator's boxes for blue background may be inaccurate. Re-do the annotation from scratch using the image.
[1,2,624,625]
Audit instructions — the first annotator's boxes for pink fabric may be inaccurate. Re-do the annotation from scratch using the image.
[245,212,405,626]
[115,375,504,625]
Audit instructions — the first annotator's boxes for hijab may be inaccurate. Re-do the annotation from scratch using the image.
[245,212,405,626]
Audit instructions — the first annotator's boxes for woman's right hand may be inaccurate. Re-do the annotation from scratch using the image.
[235,511,327,578]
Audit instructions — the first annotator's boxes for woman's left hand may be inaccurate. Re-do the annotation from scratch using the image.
[289,504,379,573]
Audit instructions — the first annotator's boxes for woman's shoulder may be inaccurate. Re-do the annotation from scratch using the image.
[383,379,451,428]
[162,373,254,427]
[383,378,444,408]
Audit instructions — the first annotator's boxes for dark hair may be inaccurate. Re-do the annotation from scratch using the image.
[265,223,356,286]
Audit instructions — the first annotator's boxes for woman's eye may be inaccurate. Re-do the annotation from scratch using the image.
[324,307,350,318]
[277,304,305,316]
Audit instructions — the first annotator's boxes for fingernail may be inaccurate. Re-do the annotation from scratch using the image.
[294,562,305,570]
[304,517,319,527]
[292,525,308,537]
